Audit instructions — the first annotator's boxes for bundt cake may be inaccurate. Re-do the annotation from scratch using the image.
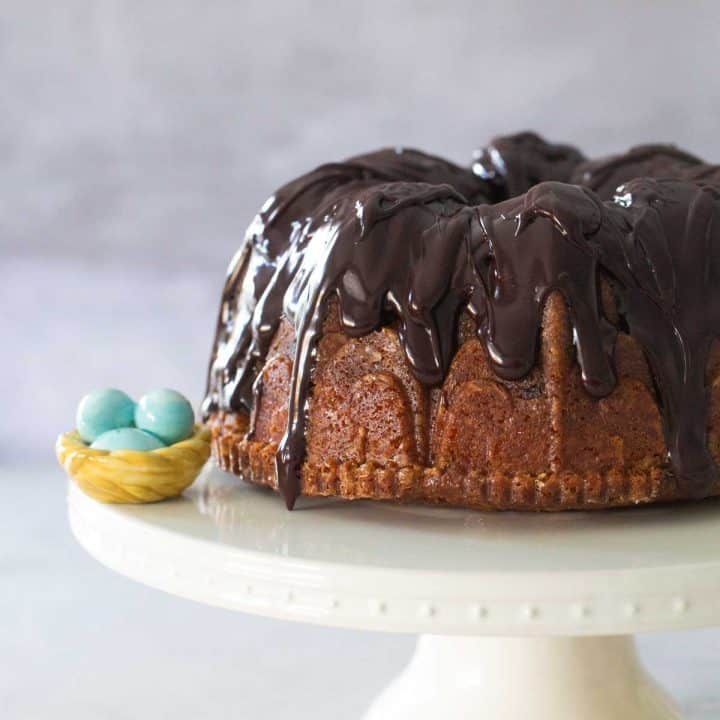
[204,133,720,511]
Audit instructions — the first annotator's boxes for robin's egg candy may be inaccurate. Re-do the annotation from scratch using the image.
[76,388,136,443]
[134,389,195,445]
[90,427,166,451]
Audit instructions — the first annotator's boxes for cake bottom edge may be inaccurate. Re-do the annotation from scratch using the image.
[208,413,720,511]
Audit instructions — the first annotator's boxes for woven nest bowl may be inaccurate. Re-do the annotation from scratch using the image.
[56,425,211,503]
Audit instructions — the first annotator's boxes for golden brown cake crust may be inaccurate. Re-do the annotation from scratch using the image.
[208,293,720,510]
[209,410,693,510]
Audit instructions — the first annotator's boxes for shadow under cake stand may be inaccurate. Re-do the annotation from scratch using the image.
[68,467,720,719]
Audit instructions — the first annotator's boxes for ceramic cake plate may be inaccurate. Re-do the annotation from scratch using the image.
[68,466,720,719]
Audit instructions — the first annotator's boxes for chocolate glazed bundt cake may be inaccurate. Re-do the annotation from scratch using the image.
[204,133,720,511]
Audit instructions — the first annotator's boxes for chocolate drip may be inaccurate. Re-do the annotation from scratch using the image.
[203,148,492,425]
[472,131,585,197]
[206,145,720,510]
[604,180,720,496]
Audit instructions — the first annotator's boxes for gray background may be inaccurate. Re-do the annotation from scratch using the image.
[4,1,720,718]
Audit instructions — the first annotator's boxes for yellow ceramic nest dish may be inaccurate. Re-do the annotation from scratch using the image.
[56,425,211,503]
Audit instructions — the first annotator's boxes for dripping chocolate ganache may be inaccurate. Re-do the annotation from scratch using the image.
[205,135,720,510]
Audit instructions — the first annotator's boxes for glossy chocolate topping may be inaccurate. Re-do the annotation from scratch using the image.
[204,148,492,416]
[572,144,704,199]
[472,131,585,197]
[205,142,720,509]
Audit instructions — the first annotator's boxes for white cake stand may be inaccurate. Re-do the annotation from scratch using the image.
[67,466,720,720]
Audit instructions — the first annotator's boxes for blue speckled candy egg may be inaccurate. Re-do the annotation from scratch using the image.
[76,388,136,443]
[134,389,195,445]
[90,427,165,451]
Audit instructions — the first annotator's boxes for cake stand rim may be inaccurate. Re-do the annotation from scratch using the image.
[66,479,720,636]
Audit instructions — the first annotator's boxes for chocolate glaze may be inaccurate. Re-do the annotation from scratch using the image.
[203,148,492,416]
[472,131,585,197]
[205,144,720,510]
[572,144,703,199]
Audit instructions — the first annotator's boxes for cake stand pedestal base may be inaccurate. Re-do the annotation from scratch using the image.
[365,635,680,720]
